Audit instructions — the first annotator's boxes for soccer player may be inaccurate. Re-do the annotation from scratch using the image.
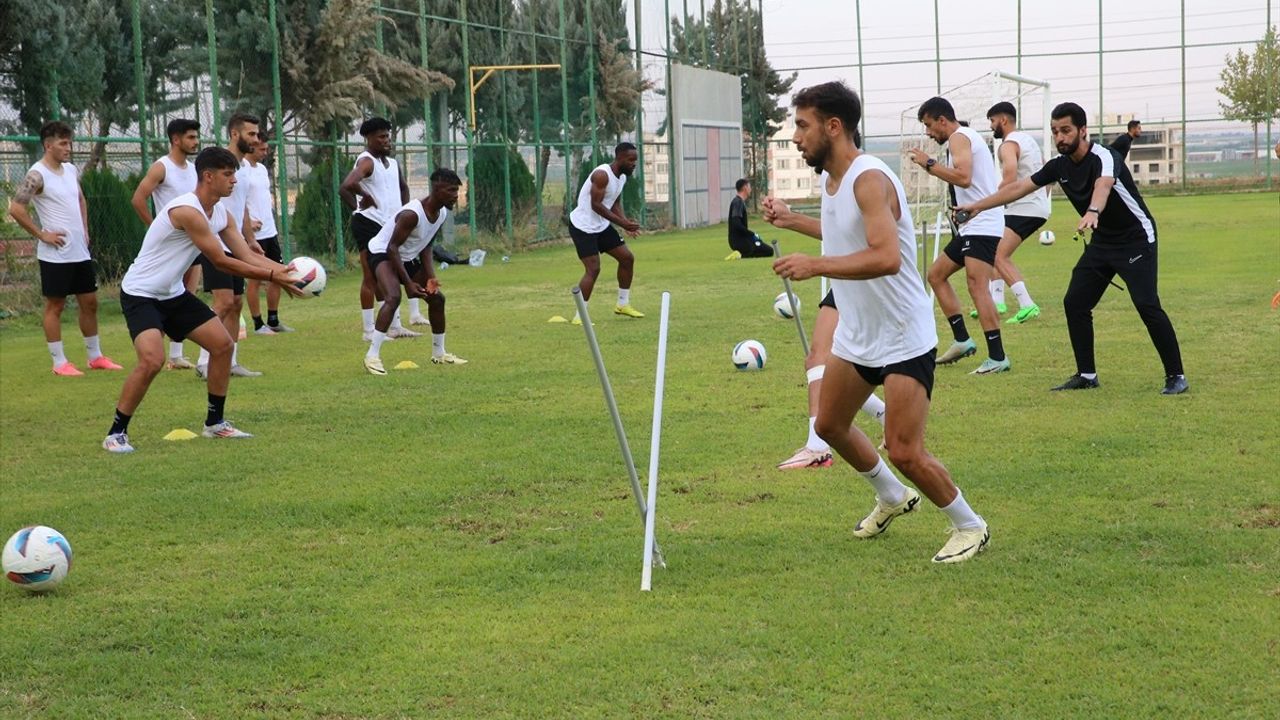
[568,142,644,323]
[194,112,264,378]
[907,96,1010,375]
[772,81,989,564]
[1109,119,1141,162]
[103,147,303,453]
[243,138,291,334]
[726,178,772,259]
[132,118,203,369]
[340,117,417,340]
[982,101,1049,325]
[362,168,466,375]
[954,102,1188,395]
[7,121,122,376]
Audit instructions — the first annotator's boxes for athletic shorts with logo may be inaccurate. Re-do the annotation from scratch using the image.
[1004,215,1047,241]
[351,214,383,253]
[850,348,938,400]
[199,252,245,295]
[120,290,217,341]
[367,251,427,280]
[257,235,282,263]
[569,224,625,259]
[39,259,97,297]
[943,234,999,266]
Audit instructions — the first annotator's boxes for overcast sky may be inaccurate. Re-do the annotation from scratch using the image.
[635,0,1278,138]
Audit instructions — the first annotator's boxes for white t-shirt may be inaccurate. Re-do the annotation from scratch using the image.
[821,155,937,368]
[569,164,626,234]
[28,161,90,263]
[352,151,403,226]
[151,155,197,213]
[244,161,277,238]
[947,126,1004,237]
[1001,131,1051,219]
[367,200,447,262]
[122,193,231,300]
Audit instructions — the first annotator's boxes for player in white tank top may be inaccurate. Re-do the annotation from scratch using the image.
[130,118,203,368]
[565,143,644,323]
[984,102,1051,325]
[7,121,121,375]
[908,96,1011,375]
[771,82,989,564]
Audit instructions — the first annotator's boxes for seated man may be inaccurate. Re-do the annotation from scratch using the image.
[727,179,773,259]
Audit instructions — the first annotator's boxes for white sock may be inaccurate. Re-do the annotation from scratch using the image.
[409,298,421,317]
[198,347,210,367]
[48,341,67,367]
[169,341,185,360]
[805,417,829,453]
[432,333,445,356]
[861,394,886,426]
[617,288,630,306]
[387,304,404,330]
[1010,281,1034,309]
[84,335,102,360]
[366,331,386,359]
[361,308,375,333]
[231,342,239,367]
[1080,372,1097,380]
[990,279,1006,305]
[861,457,909,506]
[940,488,984,530]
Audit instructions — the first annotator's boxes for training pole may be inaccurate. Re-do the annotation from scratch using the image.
[572,288,666,569]
[642,291,671,591]
[771,240,810,356]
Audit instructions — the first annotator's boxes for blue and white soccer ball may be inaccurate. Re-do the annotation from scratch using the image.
[3,526,72,592]
[732,340,767,371]
[773,292,801,319]
[1038,230,1056,246]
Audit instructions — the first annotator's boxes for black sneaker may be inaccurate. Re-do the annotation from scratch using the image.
[1051,374,1100,391]
[1161,374,1189,395]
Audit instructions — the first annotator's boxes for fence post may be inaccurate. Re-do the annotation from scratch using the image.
[557,0,572,219]
[205,0,222,142]
[418,0,433,175]
[461,0,477,242]
[268,0,291,261]
[634,0,646,226]
[331,128,345,268]
[133,0,149,167]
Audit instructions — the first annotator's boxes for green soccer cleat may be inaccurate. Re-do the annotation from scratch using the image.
[1006,304,1041,325]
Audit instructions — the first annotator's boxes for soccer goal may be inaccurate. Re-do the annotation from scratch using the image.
[898,71,1051,285]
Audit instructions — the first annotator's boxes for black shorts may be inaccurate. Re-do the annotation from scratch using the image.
[570,225,625,259]
[819,289,837,310]
[1004,215,1047,241]
[853,348,937,400]
[943,234,999,266]
[39,259,97,297]
[120,290,217,342]
[199,252,245,295]
[351,214,383,253]
[257,235,282,263]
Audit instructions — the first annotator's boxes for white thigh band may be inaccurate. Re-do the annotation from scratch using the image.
[806,365,825,384]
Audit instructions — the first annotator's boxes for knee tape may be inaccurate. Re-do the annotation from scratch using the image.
[806,366,825,385]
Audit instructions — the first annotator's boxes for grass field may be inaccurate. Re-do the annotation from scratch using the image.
[1,192,1278,718]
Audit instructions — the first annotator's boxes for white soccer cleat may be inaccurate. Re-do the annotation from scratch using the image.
[387,326,421,339]
[102,432,135,454]
[253,325,277,336]
[776,446,833,470]
[363,356,387,376]
[194,364,208,379]
[202,421,253,439]
[852,487,921,538]
[431,352,468,365]
[409,315,431,327]
[229,364,262,378]
[167,356,195,370]
[932,523,990,564]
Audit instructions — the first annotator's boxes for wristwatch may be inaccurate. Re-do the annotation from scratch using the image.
[925,158,936,173]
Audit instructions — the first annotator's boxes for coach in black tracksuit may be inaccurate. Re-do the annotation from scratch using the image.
[954,102,1188,395]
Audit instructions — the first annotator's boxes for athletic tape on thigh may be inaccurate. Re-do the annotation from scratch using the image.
[806,365,825,384]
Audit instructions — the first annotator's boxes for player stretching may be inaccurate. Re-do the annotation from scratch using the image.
[362,169,466,375]
[567,142,644,323]
[103,148,302,453]
[774,81,989,563]
[954,102,1188,395]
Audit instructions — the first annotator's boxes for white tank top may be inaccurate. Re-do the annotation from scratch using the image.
[367,200,447,262]
[151,155,197,213]
[947,126,1004,237]
[821,155,937,367]
[122,193,230,300]
[29,161,90,263]
[244,161,277,238]
[569,164,626,234]
[352,151,403,226]
[1002,131,1051,219]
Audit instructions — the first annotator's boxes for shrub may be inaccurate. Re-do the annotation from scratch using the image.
[468,144,536,232]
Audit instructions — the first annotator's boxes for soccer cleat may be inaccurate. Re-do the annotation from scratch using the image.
[996,302,1007,314]
[1051,374,1100,391]
[409,315,431,326]
[776,446,834,470]
[202,421,253,439]
[194,364,208,379]
[431,352,468,365]
[363,356,387,376]
[932,523,990,564]
[936,339,977,365]
[229,364,262,378]
[614,304,645,318]
[268,323,295,333]
[971,357,1011,375]
[852,487,921,538]
[253,325,277,335]
[102,432,135,454]
[1161,374,1189,395]
[1006,304,1041,325]
[570,315,593,326]
[88,356,123,370]
[52,362,84,377]
[167,356,195,370]
[387,326,421,339]
[724,250,742,261]
[361,330,385,342]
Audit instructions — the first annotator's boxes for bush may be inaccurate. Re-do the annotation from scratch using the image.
[81,168,147,280]
[468,144,536,232]
[292,152,354,256]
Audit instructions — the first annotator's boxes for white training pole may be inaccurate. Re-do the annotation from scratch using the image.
[572,287,665,568]
[771,240,810,357]
[641,291,671,591]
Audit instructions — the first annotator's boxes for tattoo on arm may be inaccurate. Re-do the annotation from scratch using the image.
[13,171,42,204]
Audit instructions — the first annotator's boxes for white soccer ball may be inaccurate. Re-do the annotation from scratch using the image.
[773,292,801,319]
[1038,230,1056,246]
[3,526,72,592]
[288,256,328,297]
[732,340,767,371]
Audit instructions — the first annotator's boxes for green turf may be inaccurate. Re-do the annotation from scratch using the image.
[2,192,1278,718]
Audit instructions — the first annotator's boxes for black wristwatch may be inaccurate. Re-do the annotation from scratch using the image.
[925,158,937,173]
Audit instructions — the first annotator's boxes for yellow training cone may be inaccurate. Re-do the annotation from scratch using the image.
[163,428,198,441]
[394,360,420,370]
[547,315,569,323]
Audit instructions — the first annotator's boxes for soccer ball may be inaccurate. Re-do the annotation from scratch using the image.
[288,256,328,297]
[773,292,801,319]
[732,340,767,370]
[3,526,72,592]
[1038,230,1056,246]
